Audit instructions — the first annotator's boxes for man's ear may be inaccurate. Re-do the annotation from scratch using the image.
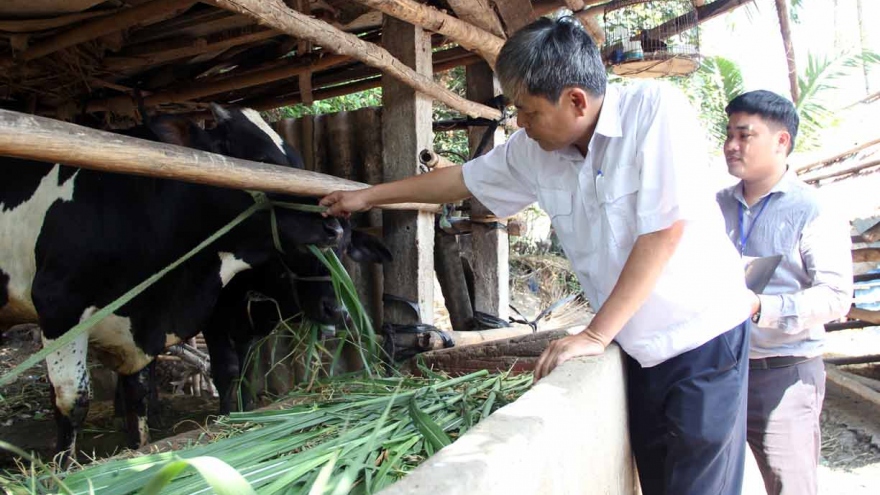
[777,130,792,155]
[567,88,590,117]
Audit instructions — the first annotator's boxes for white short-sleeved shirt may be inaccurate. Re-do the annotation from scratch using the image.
[463,82,753,367]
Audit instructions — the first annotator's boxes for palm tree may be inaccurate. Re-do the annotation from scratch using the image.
[774,0,800,103]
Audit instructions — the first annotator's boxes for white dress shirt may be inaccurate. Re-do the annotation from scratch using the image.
[463,82,753,367]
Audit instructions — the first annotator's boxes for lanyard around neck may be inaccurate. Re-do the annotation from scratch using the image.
[738,193,774,256]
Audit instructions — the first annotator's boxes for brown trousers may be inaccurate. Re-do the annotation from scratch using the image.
[747,357,826,495]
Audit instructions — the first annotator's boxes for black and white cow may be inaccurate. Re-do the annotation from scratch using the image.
[203,228,392,414]
[0,105,344,459]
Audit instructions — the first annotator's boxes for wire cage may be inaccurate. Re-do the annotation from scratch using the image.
[601,0,701,78]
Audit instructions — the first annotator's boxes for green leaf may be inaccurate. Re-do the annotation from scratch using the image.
[138,456,255,495]
[407,397,451,452]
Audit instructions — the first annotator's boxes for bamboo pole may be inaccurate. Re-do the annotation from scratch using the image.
[0,8,122,33]
[795,136,880,175]
[0,0,197,66]
[348,0,505,69]
[802,158,880,184]
[418,149,457,169]
[0,109,439,213]
[204,0,502,120]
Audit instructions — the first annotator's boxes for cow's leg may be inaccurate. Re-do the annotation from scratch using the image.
[42,332,90,462]
[118,361,155,449]
[204,331,239,415]
[234,336,257,411]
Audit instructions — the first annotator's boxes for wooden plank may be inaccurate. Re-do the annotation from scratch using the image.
[101,27,281,71]
[349,0,505,68]
[446,0,505,38]
[0,0,197,66]
[464,61,509,321]
[205,0,502,120]
[88,53,351,113]
[381,16,436,326]
[406,328,577,375]
[853,247,880,263]
[435,230,475,331]
[0,8,121,33]
[492,0,535,35]
[825,354,880,365]
[826,364,880,410]
[0,108,438,212]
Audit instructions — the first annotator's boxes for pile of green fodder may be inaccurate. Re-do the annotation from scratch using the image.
[1,369,531,495]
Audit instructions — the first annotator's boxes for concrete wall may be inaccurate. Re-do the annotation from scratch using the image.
[379,344,638,495]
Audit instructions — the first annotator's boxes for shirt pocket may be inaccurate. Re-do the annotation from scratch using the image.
[596,166,640,249]
[537,188,586,256]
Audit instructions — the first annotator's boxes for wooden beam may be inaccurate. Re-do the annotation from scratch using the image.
[803,158,880,184]
[579,0,754,42]
[381,16,436,327]
[825,364,880,410]
[492,0,535,35]
[825,354,880,365]
[0,8,121,33]
[243,49,481,111]
[0,0,197,66]
[88,53,350,113]
[0,108,437,212]
[349,0,505,69]
[853,248,880,263]
[101,27,281,71]
[796,136,880,175]
[446,0,505,38]
[775,0,800,103]
[205,0,502,120]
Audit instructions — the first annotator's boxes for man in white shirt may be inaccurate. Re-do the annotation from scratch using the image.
[717,90,853,495]
[321,18,755,494]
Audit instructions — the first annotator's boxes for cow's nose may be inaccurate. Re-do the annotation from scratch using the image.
[322,299,342,320]
[324,220,344,243]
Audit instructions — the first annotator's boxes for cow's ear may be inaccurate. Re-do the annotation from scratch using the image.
[209,102,234,124]
[149,116,216,151]
[347,230,393,263]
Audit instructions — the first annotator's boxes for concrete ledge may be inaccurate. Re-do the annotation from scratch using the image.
[379,344,637,495]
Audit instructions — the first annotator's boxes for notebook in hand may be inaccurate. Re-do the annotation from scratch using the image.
[744,255,783,293]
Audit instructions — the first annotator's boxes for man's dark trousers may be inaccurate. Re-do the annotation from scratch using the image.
[627,323,749,495]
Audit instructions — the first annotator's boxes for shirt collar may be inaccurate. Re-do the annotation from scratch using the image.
[733,167,796,204]
[593,85,623,139]
[554,85,622,162]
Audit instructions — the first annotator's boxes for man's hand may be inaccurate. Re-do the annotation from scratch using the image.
[320,189,372,218]
[749,291,761,316]
[533,329,607,383]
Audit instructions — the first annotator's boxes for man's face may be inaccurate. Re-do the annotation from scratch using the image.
[724,112,789,181]
[513,90,586,152]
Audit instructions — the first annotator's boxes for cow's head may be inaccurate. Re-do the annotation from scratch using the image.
[146,107,344,250]
[284,227,393,325]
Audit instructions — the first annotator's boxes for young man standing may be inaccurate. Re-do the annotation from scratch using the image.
[718,90,853,495]
[322,18,754,494]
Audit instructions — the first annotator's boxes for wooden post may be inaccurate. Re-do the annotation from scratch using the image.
[464,61,509,321]
[381,17,435,326]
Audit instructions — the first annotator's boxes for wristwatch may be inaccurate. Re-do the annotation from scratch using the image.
[751,299,761,324]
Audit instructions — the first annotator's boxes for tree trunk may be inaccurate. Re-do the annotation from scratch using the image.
[856,0,871,95]
[774,0,800,103]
